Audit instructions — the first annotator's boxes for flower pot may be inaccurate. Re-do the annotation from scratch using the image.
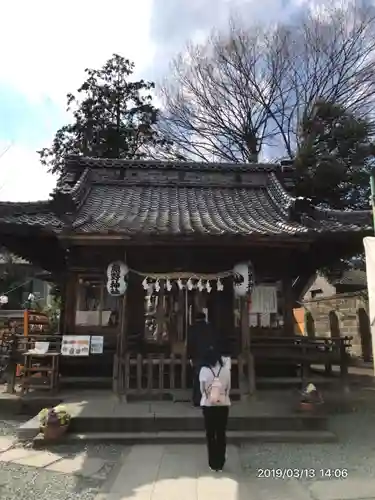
[300,401,315,412]
[299,400,324,413]
[42,424,69,441]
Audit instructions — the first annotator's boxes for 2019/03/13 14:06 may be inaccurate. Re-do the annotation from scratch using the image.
[257,468,349,480]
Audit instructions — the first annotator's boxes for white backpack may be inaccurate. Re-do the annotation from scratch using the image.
[207,366,226,405]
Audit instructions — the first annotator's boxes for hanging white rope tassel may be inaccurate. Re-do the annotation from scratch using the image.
[197,279,204,292]
[217,278,224,292]
[206,280,212,293]
[177,278,184,290]
[142,278,149,290]
[155,280,160,292]
[166,279,172,291]
[187,278,193,291]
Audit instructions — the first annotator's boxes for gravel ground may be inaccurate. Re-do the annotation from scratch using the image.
[2,392,375,499]
[240,406,375,481]
[0,463,103,500]
[0,416,126,500]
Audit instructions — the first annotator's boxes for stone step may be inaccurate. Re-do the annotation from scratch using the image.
[18,412,329,442]
[69,414,328,433]
[33,429,337,447]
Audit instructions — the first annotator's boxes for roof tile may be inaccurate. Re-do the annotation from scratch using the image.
[0,158,371,237]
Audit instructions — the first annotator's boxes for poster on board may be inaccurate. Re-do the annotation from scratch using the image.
[90,336,104,354]
[61,336,90,356]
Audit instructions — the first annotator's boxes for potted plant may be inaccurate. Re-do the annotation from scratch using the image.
[299,383,324,412]
[38,404,71,440]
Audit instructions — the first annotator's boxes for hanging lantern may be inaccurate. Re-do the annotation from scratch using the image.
[142,278,149,290]
[206,280,212,293]
[217,278,224,292]
[197,279,204,292]
[166,279,172,291]
[187,278,194,291]
[106,261,128,296]
[155,280,160,292]
[233,261,254,297]
[177,278,184,290]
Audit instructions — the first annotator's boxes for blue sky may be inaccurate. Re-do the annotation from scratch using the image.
[0,0,304,201]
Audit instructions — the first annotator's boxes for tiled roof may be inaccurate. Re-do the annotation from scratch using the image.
[334,269,367,287]
[0,201,63,230]
[72,181,305,235]
[0,157,372,238]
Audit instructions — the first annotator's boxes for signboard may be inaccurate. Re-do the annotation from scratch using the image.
[90,336,104,354]
[61,335,90,356]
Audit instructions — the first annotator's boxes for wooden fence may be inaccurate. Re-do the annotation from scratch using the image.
[1,333,352,395]
[113,336,352,396]
[113,352,254,398]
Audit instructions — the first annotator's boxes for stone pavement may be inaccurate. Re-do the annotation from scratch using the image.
[0,435,114,480]
[93,443,375,500]
[1,435,375,499]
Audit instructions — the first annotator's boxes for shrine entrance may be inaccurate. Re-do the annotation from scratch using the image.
[123,274,236,356]
[113,273,243,397]
[142,280,233,355]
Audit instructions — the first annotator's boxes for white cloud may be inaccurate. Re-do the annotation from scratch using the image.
[0,0,154,104]
[0,142,57,201]
[0,0,154,202]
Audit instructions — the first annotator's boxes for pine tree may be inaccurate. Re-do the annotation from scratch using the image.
[293,101,375,210]
[39,54,171,174]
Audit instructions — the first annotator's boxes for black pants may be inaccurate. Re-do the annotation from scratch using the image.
[202,406,229,470]
[192,364,201,406]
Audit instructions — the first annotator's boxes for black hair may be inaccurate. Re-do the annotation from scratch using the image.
[201,346,223,368]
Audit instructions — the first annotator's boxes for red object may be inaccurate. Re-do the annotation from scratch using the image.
[299,401,319,412]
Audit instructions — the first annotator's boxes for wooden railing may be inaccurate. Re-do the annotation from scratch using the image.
[250,335,352,383]
[114,336,352,396]
[114,352,254,398]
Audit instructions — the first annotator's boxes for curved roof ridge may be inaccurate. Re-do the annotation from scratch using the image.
[313,205,372,223]
[64,155,279,173]
[0,200,52,216]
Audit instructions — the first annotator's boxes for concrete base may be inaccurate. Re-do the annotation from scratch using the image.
[11,389,337,446]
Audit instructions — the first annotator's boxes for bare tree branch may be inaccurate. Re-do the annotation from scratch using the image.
[158,1,375,161]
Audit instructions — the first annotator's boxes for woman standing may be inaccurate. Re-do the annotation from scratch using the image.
[199,347,231,472]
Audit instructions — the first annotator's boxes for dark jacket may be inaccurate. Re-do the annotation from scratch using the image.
[187,320,217,364]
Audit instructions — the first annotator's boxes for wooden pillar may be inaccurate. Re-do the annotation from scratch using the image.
[57,273,67,335]
[240,295,256,397]
[113,254,128,398]
[6,323,17,394]
[113,292,127,397]
[64,272,76,333]
[282,274,294,335]
[240,296,250,351]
